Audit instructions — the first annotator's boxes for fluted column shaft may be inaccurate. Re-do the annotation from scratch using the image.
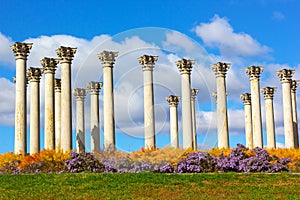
[27,67,43,154]
[56,46,77,151]
[246,66,264,148]
[98,51,118,150]
[42,58,58,150]
[261,87,277,148]
[54,79,61,151]
[11,42,32,154]
[166,95,180,148]
[212,62,230,148]
[277,69,295,148]
[138,55,158,149]
[291,80,299,148]
[191,89,199,150]
[240,93,253,148]
[74,88,87,152]
[87,82,102,152]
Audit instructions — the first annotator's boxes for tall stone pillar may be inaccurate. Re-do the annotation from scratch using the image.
[240,93,253,149]
[54,79,62,151]
[176,59,194,149]
[191,88,199,150]
[166,95,180,148]
[277,69,295,148]
[261,87,277,148]
[87,81,102,152]
[138,55,158,150]
[211,62,230,149]
[245,66,264,148]
[27,67,43,154]
[11,42,32,154]
[73,88,87,152]
[56,46,77,151]
[98,51,118,150]
[41,58,59,150]
[291,80,300,148]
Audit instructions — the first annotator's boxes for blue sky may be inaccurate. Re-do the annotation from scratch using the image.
[0,0,299,153]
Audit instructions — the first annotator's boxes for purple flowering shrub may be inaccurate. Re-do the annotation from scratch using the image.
[65,152,105,173]
[159,144,291,173]
[0,160,21,174]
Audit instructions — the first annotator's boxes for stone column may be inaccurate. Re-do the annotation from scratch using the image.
[138,55,158,150]
[245,66,264,148]
[87,81,102,152]
[27,67,43,154]
[291,80,300,148]
[166,95,180,148]
[98,51,118,150]
[56,46,77,151]
[41,57,59,150]
[261,87,277,149]
[54,79,62,151]
[176,59,194,149]
[240,93,253,149]
[11,42,32,154]
[73,88,87,152]
[277,69,295,148]
[191,88,199,150]
[211,62,230,149]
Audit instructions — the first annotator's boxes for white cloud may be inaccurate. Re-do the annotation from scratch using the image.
[272,11,285,21]
[194,15,271,58]
[0,33,14,66]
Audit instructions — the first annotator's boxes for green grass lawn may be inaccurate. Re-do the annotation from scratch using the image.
[0,173,299,200]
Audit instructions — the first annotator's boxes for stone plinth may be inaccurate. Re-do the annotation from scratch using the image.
[240,93,253,148]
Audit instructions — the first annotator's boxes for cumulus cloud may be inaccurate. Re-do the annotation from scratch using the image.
[0,33,14,66]
[194,15,271,58]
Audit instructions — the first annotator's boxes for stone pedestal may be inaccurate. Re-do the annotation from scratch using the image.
[56,46,77,152]
[27,67,43,154]
[138,55,158,150]
[240,93,253,148]
[176,59,194,149]
[87,81,102,152]
[261,87,277,148]
[277,69,295,148]
[98,51,118,150]
[11,42,32,155]
[191,89,199,150]
[73,88,87,152]
[291,80,300,148]
[41,58,59,150]
[54,79,61,151]
[166,95,180,148]
[211,62,230,149]
[245,66,264,148]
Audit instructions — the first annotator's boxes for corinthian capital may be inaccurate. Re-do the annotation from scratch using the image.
[191,88,199,100]
[98,51,118,67]
[276,69,295,83]
[27,67,43,82]
[261,87,277,99]
[73,88,87,100]
[245,66,264,80]
[291,80,300,93]
[211,62,230,78]
[176,58,195,75]
[11,42,33,59]
[138,55,158,71]
[240,93,251,105]
[56,46,77,64]
[86,81,103,95]
[54,79,61,92]
[41,57,59,74]
[166,95,180,107]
